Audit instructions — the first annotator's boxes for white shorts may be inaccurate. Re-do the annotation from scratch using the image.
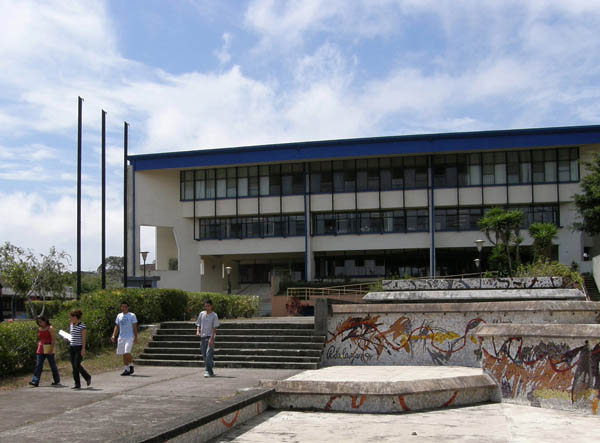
[116,338,134,355]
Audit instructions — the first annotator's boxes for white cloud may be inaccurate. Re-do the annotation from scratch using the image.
[0,191,123,271]
[214,32,233,65]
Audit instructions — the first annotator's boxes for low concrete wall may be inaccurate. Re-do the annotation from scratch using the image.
[364,288,586,303]
[475,323,600,415]
[322,301,600,367]
[382,277,563,291]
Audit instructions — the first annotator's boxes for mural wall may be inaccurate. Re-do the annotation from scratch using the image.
[480,336,600,414]
[324,306,599,367]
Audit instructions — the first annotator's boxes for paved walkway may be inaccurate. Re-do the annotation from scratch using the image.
[0,366,299,442]
[214,404,600,442]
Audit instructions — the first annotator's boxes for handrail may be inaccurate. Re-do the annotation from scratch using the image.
[287,281,376,301]
[285,273,500,301]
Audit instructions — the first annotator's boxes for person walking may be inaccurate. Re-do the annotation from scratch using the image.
[29,315,60,387]
[111,301,138,376]
[68,309,91,389]
[195,299,219,378]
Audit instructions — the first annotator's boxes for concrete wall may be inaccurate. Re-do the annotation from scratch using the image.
[322,301,600,367]
[476,323,600,415]
[156,226,178,271]
[135,169,200,292]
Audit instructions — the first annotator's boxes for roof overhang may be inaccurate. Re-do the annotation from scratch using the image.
[129,125,600,171]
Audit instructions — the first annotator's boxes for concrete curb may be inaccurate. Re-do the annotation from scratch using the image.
[118,388,274,443]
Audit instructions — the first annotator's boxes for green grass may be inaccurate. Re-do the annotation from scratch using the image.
[0,328,153,391]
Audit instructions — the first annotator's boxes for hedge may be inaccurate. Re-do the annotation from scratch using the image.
[3,288,258,377]
[187,292,259,320]
[0,320,38,375]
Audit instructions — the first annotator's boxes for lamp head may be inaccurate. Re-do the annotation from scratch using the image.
[225,266,232,275]
[140,251,149,262]
[474,239,484,252]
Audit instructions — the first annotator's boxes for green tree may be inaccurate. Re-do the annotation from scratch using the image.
[97,256,124,287]
[478,207,524,276]
[0,243,70,318]
[529,222,559,261]
[573,153,600,236]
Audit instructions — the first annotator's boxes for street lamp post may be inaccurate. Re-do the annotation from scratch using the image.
[225,266,232,295]
[140,251,149,288]
[474,239,484,277]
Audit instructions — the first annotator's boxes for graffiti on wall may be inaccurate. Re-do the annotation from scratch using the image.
[481,337,600,412]
[326,315,485,365]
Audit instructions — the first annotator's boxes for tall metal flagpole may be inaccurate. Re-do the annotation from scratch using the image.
[123,122,129,287]
[101,110,107,289]
[77,97,83,299]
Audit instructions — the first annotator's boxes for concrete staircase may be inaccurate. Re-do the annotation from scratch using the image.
[136,319,324,370]
[584,275,599,301]
[233,284,272,316]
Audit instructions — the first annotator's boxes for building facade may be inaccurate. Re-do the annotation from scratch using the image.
[128,126,600,292]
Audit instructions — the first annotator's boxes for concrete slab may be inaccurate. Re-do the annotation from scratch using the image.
[213,404,600,442]
[261,365,496,395]
[261,366,499,414]
[0,366,300,443]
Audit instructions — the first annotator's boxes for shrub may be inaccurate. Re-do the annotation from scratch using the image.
[0,320,38,376]
[52,307,112,355]
[81,288,189,324]
[515,260,584,289]
[187,292,258,319]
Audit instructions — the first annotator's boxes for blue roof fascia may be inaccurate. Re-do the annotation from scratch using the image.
[129,125,600,171]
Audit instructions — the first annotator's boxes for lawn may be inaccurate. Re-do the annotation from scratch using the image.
[0,328,153,391]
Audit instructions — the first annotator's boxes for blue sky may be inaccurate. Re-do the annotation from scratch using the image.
[1,0,600,270]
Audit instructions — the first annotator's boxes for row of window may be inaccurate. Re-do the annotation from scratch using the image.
[315,251,430,279]
[434,148,579,187]
[435,205,558,231]
[197,214,305,240]
[313,209,429,235]
[180,148,579,200]
[195,204,559,240]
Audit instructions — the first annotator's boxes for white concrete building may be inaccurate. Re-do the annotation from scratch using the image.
[127,126,600,292]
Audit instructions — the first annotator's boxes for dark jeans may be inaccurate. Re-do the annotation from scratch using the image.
[32,353,60,384]
[69,346,90,387]
[200,337,214,374]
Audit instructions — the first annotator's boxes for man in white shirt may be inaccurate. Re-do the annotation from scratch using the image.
[195,299,219,377]
[111,301,138,376]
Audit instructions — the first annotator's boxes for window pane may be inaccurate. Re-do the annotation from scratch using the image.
[195,180,205,199]
[520,151,531,183]
[238,177,248,197]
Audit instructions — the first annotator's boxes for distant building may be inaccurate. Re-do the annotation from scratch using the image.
[127,125,600,292]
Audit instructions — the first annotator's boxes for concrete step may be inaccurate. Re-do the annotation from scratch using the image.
[584,276,599,301]
[160,321,314,330]
[139,353,320,363]
[144,347,323,357]
[156,328,316,336]
[261,366,500,414]
[147,341,324,350]
[151,335,325,343]
[135,359,318,370]
[215,355,321,363]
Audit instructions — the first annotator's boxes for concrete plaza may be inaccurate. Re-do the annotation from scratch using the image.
[1,365,599,442]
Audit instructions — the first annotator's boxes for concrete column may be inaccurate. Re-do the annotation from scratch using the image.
[304,166,312,281]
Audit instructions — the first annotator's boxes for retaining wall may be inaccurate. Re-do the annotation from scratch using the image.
[475,324,600,415]
[321,301,600,367]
